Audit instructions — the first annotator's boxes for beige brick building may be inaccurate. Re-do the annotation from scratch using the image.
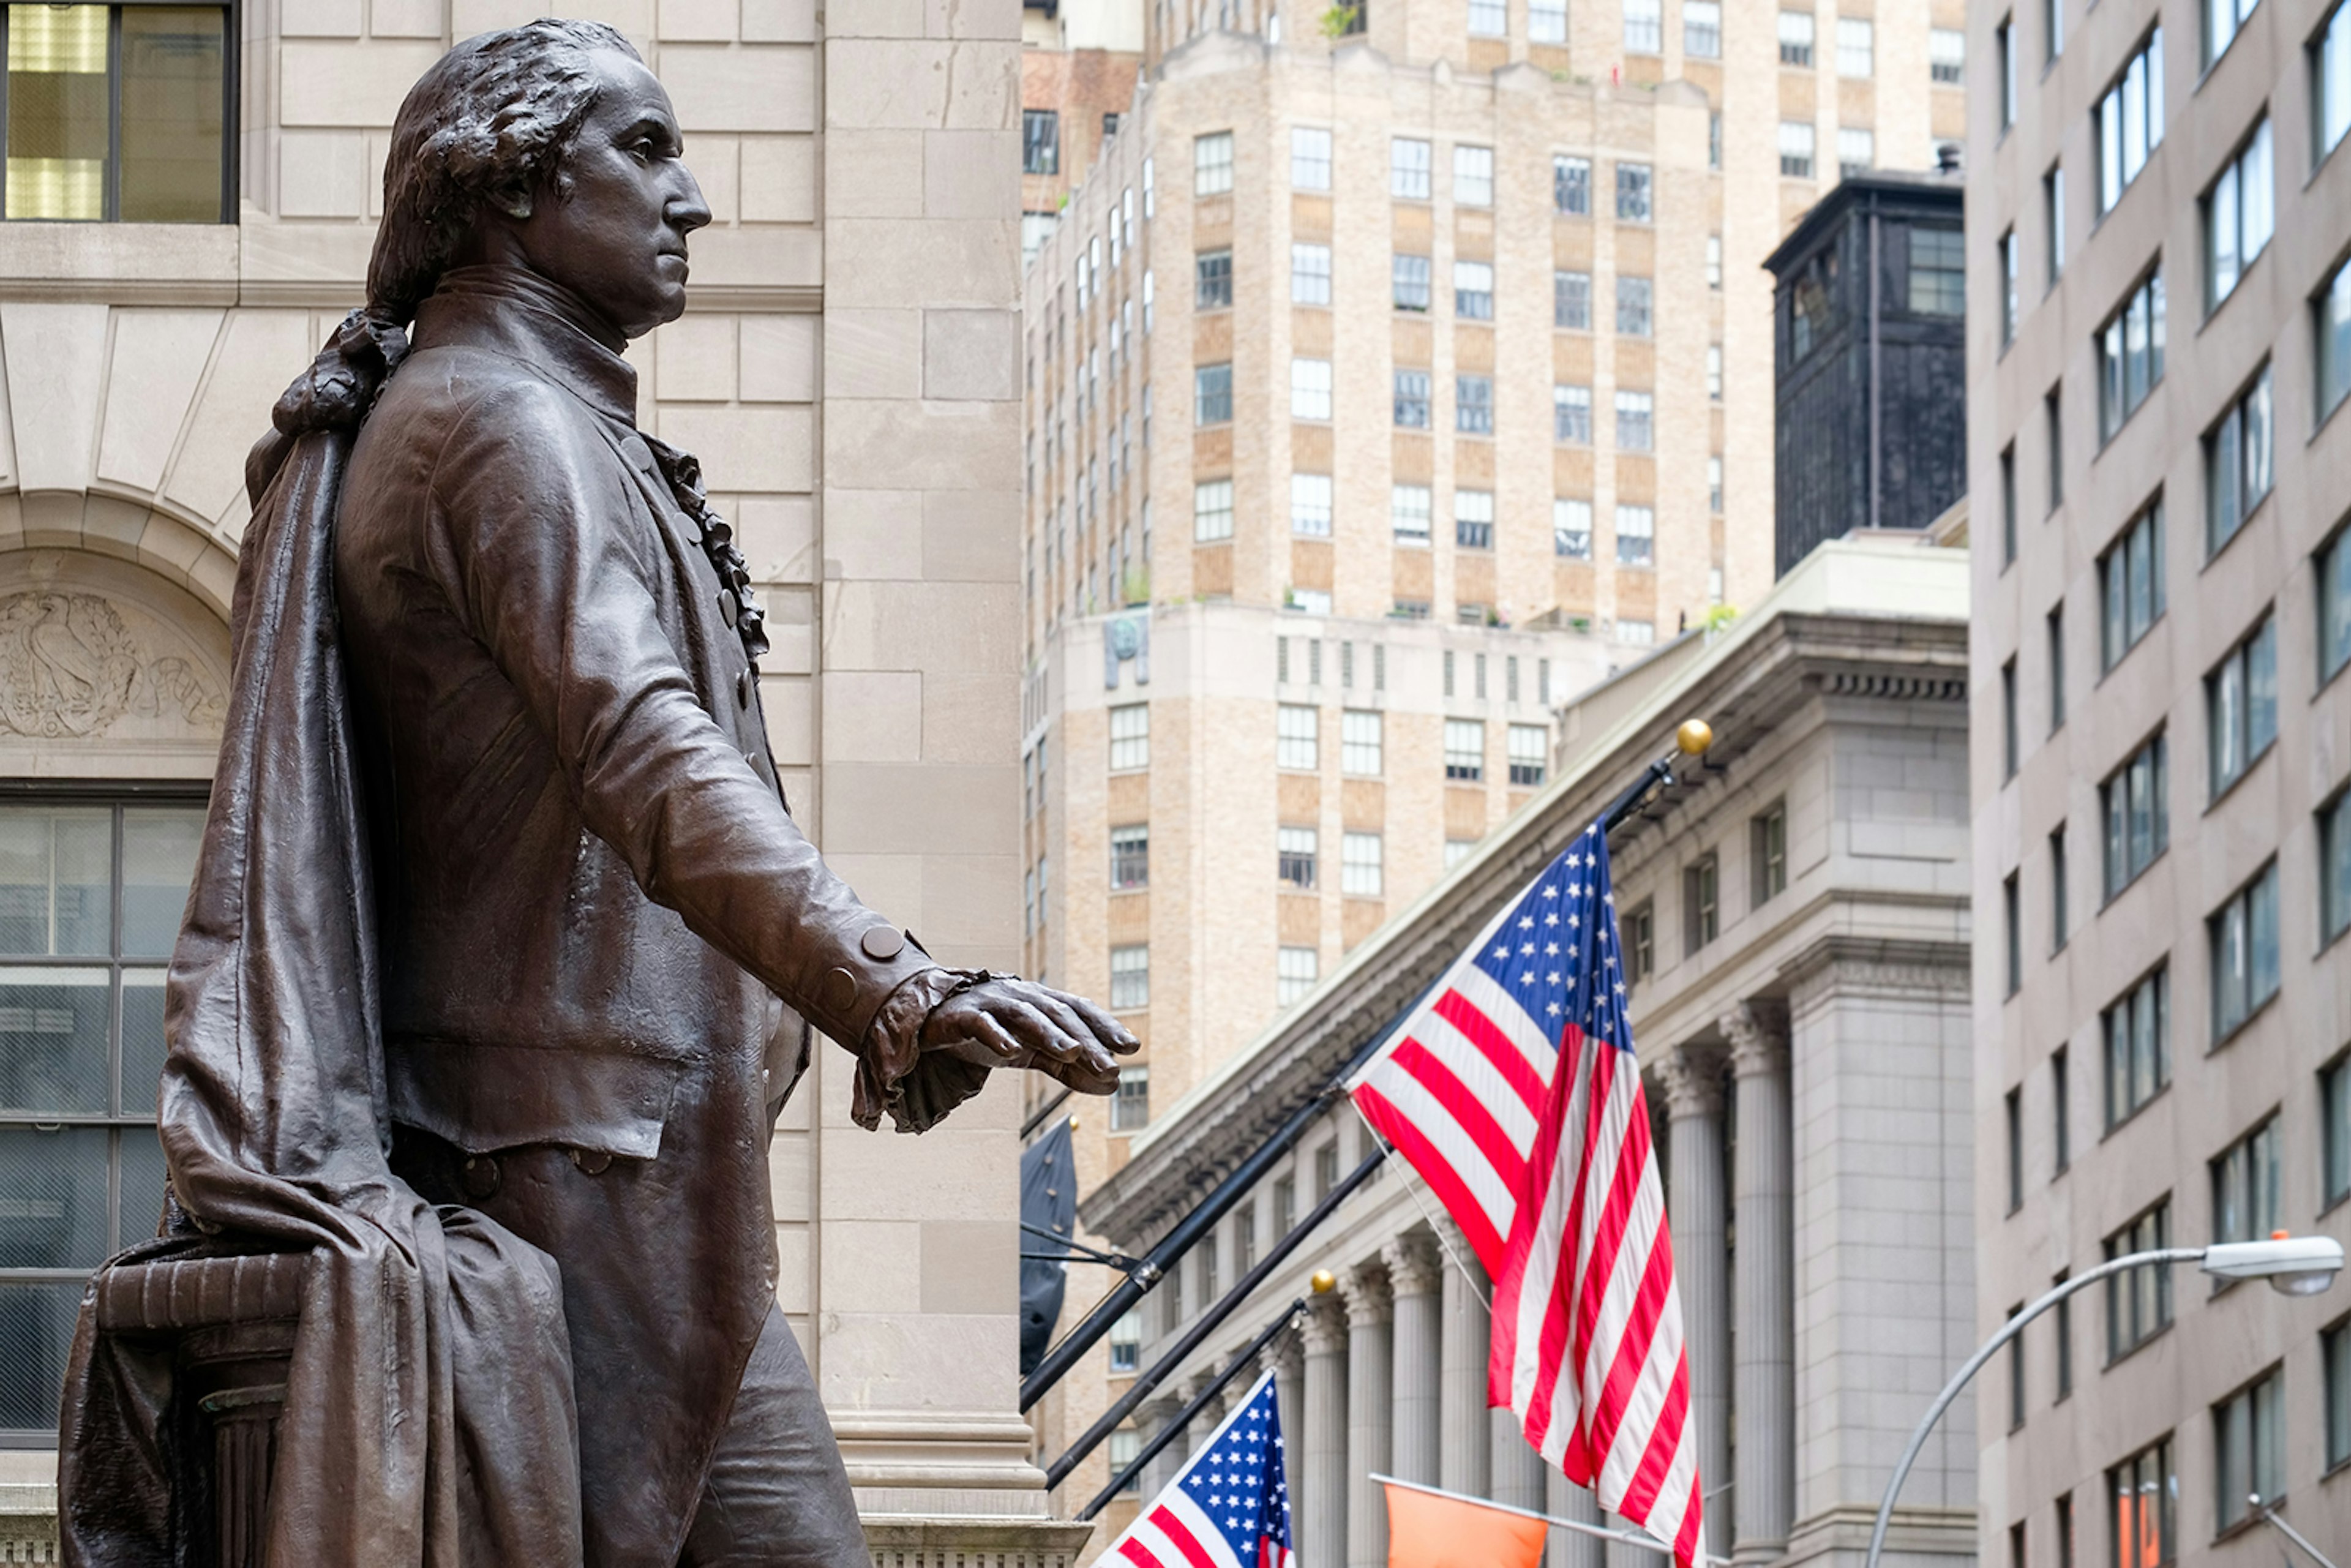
[0,2,1068,1560]
[1969,0,2351,1554]
[1016,0,1970,1534]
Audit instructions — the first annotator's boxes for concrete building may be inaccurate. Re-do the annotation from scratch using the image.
[0,4,1065,1561]
[1082,532,1976,1568]
[1968,0,2351,1556]
[1016,0,1969,1527]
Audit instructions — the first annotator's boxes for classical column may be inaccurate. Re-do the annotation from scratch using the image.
[1342,1262,1393,1568]
[1302,1292,1351,1568]
[1137,1393,1184,1496]
[1725,1005,1795,1563]
[1270,1332,1307,1508]
[1491,1411,1547,1515]
[1436,1223,1492,1500]
[1550,1466,1603,1568]
[1177,1369,1219,1468]
[1657,1046,1730,1565]
[1387,1230,1444,1486]
[1193,1366,1229,1433]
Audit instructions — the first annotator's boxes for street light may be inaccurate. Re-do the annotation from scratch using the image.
[1864,1234,2346,1568]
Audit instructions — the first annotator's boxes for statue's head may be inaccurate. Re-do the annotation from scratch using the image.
[367,18,710,339]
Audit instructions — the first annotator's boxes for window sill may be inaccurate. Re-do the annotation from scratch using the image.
[2101,1319,2174,1370]
[2205,740,2276,814]
[2210,988,2281,1053]
[2201,490,2271,570]
[2096,846,2168,913]
[2213,1504,2278,1545]
[2097,1081,2172,1144]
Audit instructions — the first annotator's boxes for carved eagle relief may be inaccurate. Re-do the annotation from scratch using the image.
[0,590,226,739]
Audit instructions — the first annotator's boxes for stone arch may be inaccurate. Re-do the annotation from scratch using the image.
[2,487,241,625]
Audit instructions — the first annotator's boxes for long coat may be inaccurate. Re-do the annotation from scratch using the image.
[332,264,975,1565]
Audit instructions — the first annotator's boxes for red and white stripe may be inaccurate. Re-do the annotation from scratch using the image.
[1114,1489,1294,1568]
[1487,1023,1700,1568]
[1351,902,1554,1276]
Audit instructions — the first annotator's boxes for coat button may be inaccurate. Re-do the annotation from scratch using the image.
[570,1147,613,1176]
[861,926,906,961]
[718,591,738,628]
[744,750,767,779]
[825,966,857,1013]
[736,670,751,707]
[460,1155,500,1199]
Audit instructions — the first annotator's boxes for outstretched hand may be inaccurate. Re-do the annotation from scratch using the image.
[919,977,1139,1094]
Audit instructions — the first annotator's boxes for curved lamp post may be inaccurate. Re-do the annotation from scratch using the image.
[1863,1234,2347,1568]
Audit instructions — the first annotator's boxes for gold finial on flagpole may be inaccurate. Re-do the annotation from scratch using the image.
[1676,719,1713,756]
[1310,1269,1337,1295]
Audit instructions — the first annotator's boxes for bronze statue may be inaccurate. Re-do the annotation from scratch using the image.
[57,21,1131,1568]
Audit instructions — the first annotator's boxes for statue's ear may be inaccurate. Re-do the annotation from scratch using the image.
[493,182,533,221]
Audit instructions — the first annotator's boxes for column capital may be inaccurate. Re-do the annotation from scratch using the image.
[1265,1330,1305,1379]
[1302,1291,1349,1354]
[1720,1002,1789,1079]
[1339,1259,1392,1329]
[1382,1229,1444,1299]
[1655,1044,1725,1122]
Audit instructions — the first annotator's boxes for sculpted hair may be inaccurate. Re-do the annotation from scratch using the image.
[366,18,637,324]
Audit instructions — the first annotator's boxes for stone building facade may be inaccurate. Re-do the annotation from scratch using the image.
[1081,534,1977,1568]
[0,2,1066,1560]
[1967,0,2351,1554]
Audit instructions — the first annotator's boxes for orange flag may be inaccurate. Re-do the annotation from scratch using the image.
[1383,1481,1547,1568]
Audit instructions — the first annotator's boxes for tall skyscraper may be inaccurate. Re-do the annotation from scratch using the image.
[1971,0,2351,1557]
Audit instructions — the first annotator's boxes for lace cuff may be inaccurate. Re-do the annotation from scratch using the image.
[852,967,999,1133]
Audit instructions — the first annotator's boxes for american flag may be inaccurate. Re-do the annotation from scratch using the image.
[1105,1370,1295,1568]
[1351,824,1701,1567]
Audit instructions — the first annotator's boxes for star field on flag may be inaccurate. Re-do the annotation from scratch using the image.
[1104,1370,1295,1568]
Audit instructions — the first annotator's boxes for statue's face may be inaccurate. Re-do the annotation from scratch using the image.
[509,50,709,340]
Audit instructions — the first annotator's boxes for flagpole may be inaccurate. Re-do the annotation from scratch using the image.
[1368,1474,1683,1560]
[1074,1292,1314,1521]
[1043,1149,1384,1491]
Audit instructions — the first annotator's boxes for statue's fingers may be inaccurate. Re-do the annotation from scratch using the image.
[1035,1045,1122,1095]
[957,1009,1027,1060]
[1038,986,1139,1053]
[994,997,1087,1062]
[1025,989,1102,1052]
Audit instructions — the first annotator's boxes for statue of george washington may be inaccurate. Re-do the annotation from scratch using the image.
[55,21,1130,1568]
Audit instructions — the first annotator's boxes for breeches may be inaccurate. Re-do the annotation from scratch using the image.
[678,1302,868,1568]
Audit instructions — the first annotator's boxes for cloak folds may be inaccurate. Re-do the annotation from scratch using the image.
[56,311,587,1568]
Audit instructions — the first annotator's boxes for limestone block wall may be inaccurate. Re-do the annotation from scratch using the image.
[0,0,1050,1542]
